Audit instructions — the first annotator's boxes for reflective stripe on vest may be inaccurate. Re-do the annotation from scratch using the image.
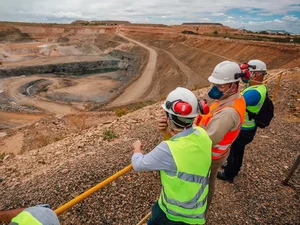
[161,170,210,209]
[11,211,42,225]
[197,95,246,160]
[241,85,267,129]
[158,127,212,224]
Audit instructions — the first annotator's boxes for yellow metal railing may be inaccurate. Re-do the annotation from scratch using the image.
[263,71,284,102]
[55,164,133,216]
[271,72,283,102]
[136,212,152,225]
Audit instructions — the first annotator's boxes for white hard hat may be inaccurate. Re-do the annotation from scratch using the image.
[208,61,241,84]
[248,59,267,73]
[161,87,199,118]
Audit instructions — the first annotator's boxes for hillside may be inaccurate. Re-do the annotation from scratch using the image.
[0,22,299,225]
[0,69,299,224]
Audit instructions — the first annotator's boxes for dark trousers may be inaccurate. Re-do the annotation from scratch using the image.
[224,129,256,178]
[148,202,188,225]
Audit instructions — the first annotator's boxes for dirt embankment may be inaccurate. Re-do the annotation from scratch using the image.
[0,23,299,224]
[0,23,117,43]
[0,70,299,225]
[108,33,157,106]
[124,30,300,71]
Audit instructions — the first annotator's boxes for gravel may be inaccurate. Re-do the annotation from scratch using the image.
[0,71,299,225]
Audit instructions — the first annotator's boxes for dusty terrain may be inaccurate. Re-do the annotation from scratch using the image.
[0,22,299,225]
[0,71,299,225]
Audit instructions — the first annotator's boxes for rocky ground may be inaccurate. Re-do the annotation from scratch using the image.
[0,70,299,225]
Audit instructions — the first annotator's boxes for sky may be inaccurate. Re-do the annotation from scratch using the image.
[1,0,300,34]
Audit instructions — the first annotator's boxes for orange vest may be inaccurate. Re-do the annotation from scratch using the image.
[195,95,246,160]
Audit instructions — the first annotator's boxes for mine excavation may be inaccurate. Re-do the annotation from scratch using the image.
[0,21,299,225]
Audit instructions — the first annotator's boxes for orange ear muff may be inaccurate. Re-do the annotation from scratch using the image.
[198,99,209,115]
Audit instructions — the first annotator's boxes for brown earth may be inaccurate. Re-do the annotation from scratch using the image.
[0,22,299,225]
[108,33,157,106]
[0,71,299,225]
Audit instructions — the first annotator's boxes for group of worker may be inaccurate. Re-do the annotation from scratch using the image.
[0,59,268,225]
[132,59,269,224]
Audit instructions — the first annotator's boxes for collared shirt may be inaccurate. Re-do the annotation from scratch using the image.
[132,128,195,173]
[205,92,242,146]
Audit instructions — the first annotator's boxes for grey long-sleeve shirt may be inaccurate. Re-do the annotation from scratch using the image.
[131,128,196,173]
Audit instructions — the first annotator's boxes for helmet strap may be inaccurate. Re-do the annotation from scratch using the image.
[167,118,185,134]
[222,83,234,98]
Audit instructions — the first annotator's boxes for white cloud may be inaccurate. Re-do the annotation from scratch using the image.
[274,19,283,23]
[282,15,299,22]
[54,11,83,19]
[224,15,300,33]
[125,7,135,12]
[213,13,225,16]
[198,18,211,22]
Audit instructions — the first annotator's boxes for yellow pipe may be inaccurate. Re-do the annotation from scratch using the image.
[271,72,283,102]
[136,211,151,225]
[263,71,283,84]
[55,164,133,216]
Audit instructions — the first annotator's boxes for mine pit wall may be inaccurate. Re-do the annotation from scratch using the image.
[0,59,121,78]
[0,49,140,80]
[182,38,300,69]
[110,50,141,79]
[15,25,118,43]
[0,23,118,45]
[126,32,300,72]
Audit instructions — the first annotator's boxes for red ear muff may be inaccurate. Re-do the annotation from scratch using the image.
[173,101,193,116]
[198,99,209,115]
[240,63,249,70]
[166,100,193,116]
[242,69,251,79]
[234,69,251,80]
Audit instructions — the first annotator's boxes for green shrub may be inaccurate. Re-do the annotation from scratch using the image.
[0,153,5,160]
[103,128,118,140]
[115,108,127,117]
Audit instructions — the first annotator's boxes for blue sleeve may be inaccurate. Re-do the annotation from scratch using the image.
[131,142,177,173]
[243,89,261,106]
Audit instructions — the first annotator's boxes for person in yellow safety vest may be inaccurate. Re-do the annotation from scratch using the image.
[217,59,268,183]
[0,205,60,225]
[158,61,246,210]
[132,87,212,225]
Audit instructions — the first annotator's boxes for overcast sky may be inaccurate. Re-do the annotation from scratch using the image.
[1,0,300,34]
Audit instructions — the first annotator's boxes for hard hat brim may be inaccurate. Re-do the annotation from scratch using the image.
[208,75,228,84]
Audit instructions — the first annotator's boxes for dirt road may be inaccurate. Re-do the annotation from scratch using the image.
[3,76,78,115]
[108,33,157,106]
[0,111,45,129]
[163,49,209,89]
